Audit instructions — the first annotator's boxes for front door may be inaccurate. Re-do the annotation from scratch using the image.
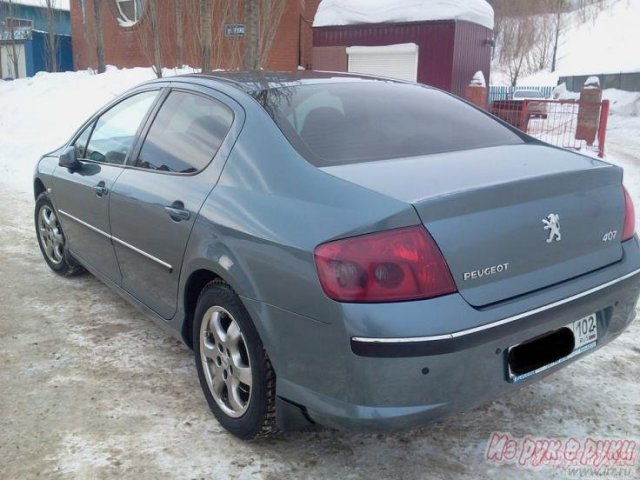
[109,89,234,318]
[52,90,160,282]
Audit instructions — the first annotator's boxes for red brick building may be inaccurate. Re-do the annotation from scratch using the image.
[70,0,322,71]
[70,0,493,99]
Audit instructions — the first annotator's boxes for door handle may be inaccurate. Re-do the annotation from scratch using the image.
[164,201,191,222]
[93,181,108,197]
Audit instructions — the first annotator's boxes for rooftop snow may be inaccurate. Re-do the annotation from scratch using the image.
[8,0,70,11]
[313,0,494,30]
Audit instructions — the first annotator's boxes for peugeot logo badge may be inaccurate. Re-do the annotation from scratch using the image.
[542,213,561,243]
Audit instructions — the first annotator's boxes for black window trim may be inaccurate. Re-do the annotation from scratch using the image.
[73,119,97,160]
[126,87,236,177]
[69,86,165,168]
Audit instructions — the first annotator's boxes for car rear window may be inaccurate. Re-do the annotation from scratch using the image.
[257,82,524,166]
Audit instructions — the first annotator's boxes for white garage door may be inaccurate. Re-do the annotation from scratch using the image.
[1,44,27,79]
[346,43,419,82]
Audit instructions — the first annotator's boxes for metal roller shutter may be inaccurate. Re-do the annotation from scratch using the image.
[346,43,419,82]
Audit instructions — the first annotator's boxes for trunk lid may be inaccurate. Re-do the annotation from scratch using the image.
[322,144,625,307]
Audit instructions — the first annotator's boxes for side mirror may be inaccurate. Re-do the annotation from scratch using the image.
[59,146,80,171]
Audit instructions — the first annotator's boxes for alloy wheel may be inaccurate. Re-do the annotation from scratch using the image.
[38,205,65,264]
[199,306,253,418]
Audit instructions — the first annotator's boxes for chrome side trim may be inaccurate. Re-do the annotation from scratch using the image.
[58,209,173,272]
[111,236,173,272]
[352,267,640,345]
[58,209,110,239]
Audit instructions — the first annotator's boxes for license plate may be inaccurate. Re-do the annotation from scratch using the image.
[571,313,598,349]
[509,313,598,383]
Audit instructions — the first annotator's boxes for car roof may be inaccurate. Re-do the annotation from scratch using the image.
[172,70,404,93]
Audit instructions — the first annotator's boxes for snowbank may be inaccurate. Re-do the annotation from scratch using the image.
[0,66,196,195]
[604,89,640,117]
[556,0,640,77]
[552,83,640,117]
[313,0,494,30]
[495,0,640,86]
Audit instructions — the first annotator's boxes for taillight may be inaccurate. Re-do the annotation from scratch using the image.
[314,226,457,302]
[623,186,635,241]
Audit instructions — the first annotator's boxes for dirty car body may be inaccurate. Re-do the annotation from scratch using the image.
[33,72,640,434]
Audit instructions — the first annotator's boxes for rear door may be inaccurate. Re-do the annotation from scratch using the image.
[109,87,236,319]
[52,90,160,282]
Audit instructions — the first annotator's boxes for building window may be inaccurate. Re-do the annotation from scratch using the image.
[116,0,145,26]
[2,18,33,41]
[5,18,33,29]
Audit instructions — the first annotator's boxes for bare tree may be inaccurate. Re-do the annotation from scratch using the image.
[243,0,259,70]
[548,0,608,72]
[0,2,4,78]
[199,0,213,72]
[43,0,59,72]
[175,0,184,67]
[532,13,554,71]
[92,0,105,73]
[78,0,96,69]
[498,13,537,86]
[212,0,243,69]
[241,0,287,70]
[148,0,162,77]
[6,0,20,78]
[490,0,611,76]
[258,0,287,66]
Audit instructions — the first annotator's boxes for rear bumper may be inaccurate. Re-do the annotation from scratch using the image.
[350,266,640,358]
[307,267,640,431]
[244,239,640,432]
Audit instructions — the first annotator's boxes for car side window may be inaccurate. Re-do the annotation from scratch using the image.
[73,121,94,159]
[136,91,233,174]
[84,90,158,165]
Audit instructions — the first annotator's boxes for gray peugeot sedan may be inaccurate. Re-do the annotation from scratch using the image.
[33,71,640,439]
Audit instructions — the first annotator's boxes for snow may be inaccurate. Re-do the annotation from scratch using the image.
[495,0,640,86]
[313,0,494,30]
[470,70,486,87]
[584,76,600,88]
[0,67,196,195]
[555,0,640,77]
[9,0,70,11]
[604,88,640,117]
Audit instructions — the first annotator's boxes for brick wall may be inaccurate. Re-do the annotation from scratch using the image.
[71,0,321,71]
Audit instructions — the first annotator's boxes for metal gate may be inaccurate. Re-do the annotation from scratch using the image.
[490,98,610,158]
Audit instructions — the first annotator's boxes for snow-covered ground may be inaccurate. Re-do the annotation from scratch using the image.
[493,0,640,87]
[0,69,639,478]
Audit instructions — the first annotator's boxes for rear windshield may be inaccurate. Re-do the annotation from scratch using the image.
[256,81,524,166]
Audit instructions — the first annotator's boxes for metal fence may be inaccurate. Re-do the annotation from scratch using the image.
[559,72,640,93]
[488,85,555,103]
[490,98,610,158]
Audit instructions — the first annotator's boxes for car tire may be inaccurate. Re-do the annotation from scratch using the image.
[193,280,276,439]
[35,192,85,277]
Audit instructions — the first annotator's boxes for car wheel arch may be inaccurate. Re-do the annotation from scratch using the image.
[34,177,46,200]
[181,266,257,351]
